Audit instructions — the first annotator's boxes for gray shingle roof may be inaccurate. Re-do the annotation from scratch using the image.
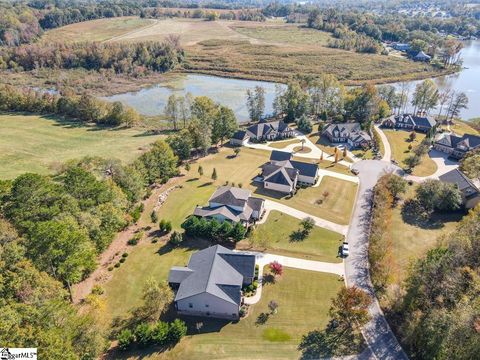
[290,160,319,177]
[270,150,293,162]
[170,245,255,305]
[232,130,249,141]
[439,169,480,198]
[209,186,251,207]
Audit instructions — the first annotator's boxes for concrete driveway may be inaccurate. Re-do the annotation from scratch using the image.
[345,160,409,360]
[405,149,459,182]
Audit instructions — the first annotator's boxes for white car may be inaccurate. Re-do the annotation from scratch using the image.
[341,242,350,257]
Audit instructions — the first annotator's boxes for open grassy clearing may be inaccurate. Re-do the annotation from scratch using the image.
[232,24,333,46]
[0,113,163,179]
[388,186,462,283]
[42,16,154,43]
[383,129,437,177]
[106,260,343,359]
[240,210,344,262]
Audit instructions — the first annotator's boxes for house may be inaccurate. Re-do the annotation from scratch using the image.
[393,43,411,52]
[414,51,431,62]
[245,119,294,142]
[439,169,480,209]
[434,133,480,159]
[261,150,319,194]
[169,245,255,319]
[322,122,372,148]
[230,130,250,146]
[193,186,264,226]
[382,114,437,133]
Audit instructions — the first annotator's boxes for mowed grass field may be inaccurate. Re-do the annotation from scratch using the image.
[242,210,344,262]
[383,129,437,177]
[0,113,163,179]
[42,17,446,85]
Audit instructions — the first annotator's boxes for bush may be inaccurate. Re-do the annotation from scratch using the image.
[108,266,113,271]
[128,231,143,245]
[122,252,128,258]
[91,285,104,295]
[164,221,172,234]
[181,216,246,242]
[169,231,184,246]
[117,329,135,350]
[150,321,169,346]
[131,204,143,223]
[119,258,126,263]
[114,263,121,268]
[134,323,152,347]
[151,211,158,223]
[168,319,188,344]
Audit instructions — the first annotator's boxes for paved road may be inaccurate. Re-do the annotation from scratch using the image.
[240,251,344,305]
[262,199,349,235]
[346,160,409,360]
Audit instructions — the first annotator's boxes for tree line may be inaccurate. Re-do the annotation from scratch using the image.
[0,41,184,75]
[140,7,265,22]
[0,85,141,127]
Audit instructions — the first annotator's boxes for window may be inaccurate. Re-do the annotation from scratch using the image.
[189,303,193,308]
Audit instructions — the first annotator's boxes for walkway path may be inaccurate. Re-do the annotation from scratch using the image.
[346,160,409,360]
[374,125,392,162]
[240,251,344,305]
[261,199,349,235]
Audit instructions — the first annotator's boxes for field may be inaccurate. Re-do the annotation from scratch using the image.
[103,240,343,360]
[41,17,449,85]
[242,210,344,262]
[42,17,155,43]
[0,113,163,179]
[383,129,437,177]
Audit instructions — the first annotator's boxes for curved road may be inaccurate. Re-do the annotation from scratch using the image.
[346,160,409,360]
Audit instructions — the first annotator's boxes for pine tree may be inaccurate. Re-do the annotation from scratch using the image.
[211,168,217,181]
[198,165,203,176]
[185,162,190,172]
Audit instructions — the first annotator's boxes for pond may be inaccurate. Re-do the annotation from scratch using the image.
[104,74,284,122]
[104,40,480,122]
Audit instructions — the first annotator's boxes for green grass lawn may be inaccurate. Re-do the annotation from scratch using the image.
[114,268,343,359]
[383,129,437,177]
[242,211,344,262]
[389,186,462,283]
[0,113,163,179]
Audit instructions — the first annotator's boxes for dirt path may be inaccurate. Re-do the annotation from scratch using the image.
[71,176,182,304]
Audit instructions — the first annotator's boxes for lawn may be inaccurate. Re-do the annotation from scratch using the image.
[383,129,437,177]
[255,176,357,225]
[308,131,352,162]
[111,267,343,359]
[241,210,344,262]
[445,119,479,136]
[0,113,163,179]
[268,138,301,149]
[42,16,154,43]
[389,186,463,283]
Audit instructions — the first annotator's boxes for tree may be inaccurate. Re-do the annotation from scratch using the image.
[344,83,379,124]
[230,222,246,242]
[198,165,203,176]
[137,278,174,322]
[164,94,180,130]
[136,140,178,185]
[169,231,183,246]
[275,81,309,122]
[460,149,480,179]
[234,148,241,157]
[167,319,187,344]
[409,131,417,141]
[404,154,421,169]
[383,174,408,200]
[211,105,238,145]
[269,261,283,277]
[411,80,439,115]
[150,211,158,223]
[211,168,217,181]
[416,179,463,213]
[300,217,315,234]
[185,162,191,172]
[246,86,266,122]
[117,329,135,350]
[296,115,313,134]
[166,130,193,160]
[188,118,211,155]
[308,74,344,118]
[446,92,469,121]
[329,286,372,334]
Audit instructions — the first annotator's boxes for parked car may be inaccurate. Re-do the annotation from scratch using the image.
[341,242,349,257]
[351,168,359,175]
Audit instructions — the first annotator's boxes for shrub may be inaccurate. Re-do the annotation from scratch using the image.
[151,321,169,346]
[131,204,143,223]
[119,258,126,263]
[117,329,135,350]
[151,211,158,223]
[269,261,283,277]
[91,285,104,295]
[168,319,188,344]
[164,221,172,234]
[114,263,121,268]
[122,252,128,258]
[108,266,114,271]
[169,231,184,246]
[134,323,152,347]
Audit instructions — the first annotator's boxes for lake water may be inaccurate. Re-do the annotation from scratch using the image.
[105,40,480,121]
[104,74,283,122]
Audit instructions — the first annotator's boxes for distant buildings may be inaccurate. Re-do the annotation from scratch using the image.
[169,245,256,319]
[393,43,411,52]
[322,122,372,148]
[260,150,319,194]
[434,133,480,159]
[193,186,265,226]
[382,114,437,134]
[439,169,480,209]
[414,51,431,62]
